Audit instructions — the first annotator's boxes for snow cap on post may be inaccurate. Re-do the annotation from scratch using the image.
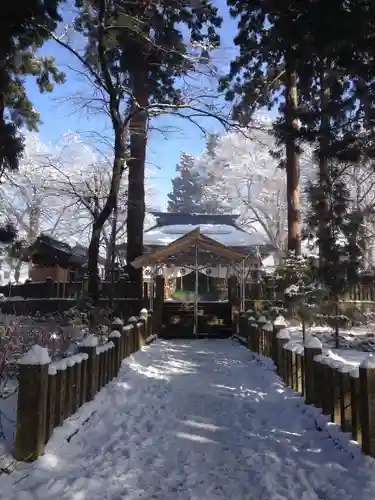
[257,315,267,325]
[80,334,99,348]
[109,330,122,339]
[360,354,375,370]
[112,317,124,326]
[128,316,138,323]
[262,321,273,332]
[19,345,51,365]
[276,328,290,340]
[274,315,287,328]
[304,336,322,349]
[139,308,148,319]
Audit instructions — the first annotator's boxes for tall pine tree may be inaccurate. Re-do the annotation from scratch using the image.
[0,0,65,176]
[168,154,204,214]
[220,1,304,254]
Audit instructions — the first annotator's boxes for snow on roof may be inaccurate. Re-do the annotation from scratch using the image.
[144,224,268,248]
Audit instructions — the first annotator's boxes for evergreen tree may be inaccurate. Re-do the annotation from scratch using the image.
[0,0,65,176]
[168,149,226,214]
[167,154,209,214]
[220,0,304,255]
[305,163,364,297]
[221,0,375,262]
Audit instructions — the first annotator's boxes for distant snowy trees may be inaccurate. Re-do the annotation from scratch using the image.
[198,127,288,258]
[168,124,316,261]
[0,132,157,281]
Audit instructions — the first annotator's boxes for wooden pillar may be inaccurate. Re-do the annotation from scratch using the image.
[339,366,353,433]
[128,316,138,352]
[14,345,50,461]
[154,275,165,336]
[276,329,290,379]
[248,319,258,352]
[359,356,375,457]
[147,310,153,340]
[304,337,323,406]
[257,315,267,356]
[111,317,124,332]
[109,330,122,376]
[228,275,240,335]
[273,316,287,365]
[239,311,248,339]
[79,354,88,406]
[78,335,98,402]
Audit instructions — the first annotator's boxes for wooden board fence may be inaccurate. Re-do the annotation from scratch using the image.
[14,311,156,462]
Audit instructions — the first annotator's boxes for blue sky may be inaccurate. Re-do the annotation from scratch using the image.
[25,0,238,209]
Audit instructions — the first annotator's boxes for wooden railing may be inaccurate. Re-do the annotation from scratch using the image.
[13,312,156,462]
[240,313,375,459]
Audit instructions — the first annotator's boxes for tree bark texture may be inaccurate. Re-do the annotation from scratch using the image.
[126,70,148,298]
[285,67,301,255]
[88,131,125,304]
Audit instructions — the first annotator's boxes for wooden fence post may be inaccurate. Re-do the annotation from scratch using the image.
[109,330,122,376]
[111,317,124,331]
[257,315,267,355]
[154,275,165,336]
[147,310,154,339]
[54,360,67,428]
[359,355,375,457]
[248,318,258,352]
[107,341,115,381]
[275,329,290,378]
[128,317,138,352]
[123,325,133,357]
[79,353,88,406]
[139,309,148,347]
[262,322,273,358]
[45,365,57,444]
[239,311,248,339]
[273,316,287,365]
[331,360,344,424]
[350,368,361,443]
[228,275,240,335]
[313,355,324,409]
[304,337,323,406]
[14,345,50,461]
[64,358,75,419]
[339,365,353,433]
[79,335,98,402]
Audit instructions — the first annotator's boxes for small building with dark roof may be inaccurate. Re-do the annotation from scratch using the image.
[22,234,105,282]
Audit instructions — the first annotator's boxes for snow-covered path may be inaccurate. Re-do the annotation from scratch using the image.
[2,339,375,499]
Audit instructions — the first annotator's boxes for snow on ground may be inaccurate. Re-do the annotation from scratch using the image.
[287,324,375,353]
[1,339,375,499]
[285,326,371,367]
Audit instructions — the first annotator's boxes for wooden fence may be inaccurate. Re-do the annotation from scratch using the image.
[241,314,375,459]
[13,311,156,462]
[0,279,142,299]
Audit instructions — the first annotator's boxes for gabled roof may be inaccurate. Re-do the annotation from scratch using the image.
[131,228,247,269]
[142,212,269,249]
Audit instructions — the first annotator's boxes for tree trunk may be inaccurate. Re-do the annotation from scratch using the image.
[318,64,331,267]
[126,71,148,298]
[284,67,301,255]
[87,131,125,304]
[108,203,118,310]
